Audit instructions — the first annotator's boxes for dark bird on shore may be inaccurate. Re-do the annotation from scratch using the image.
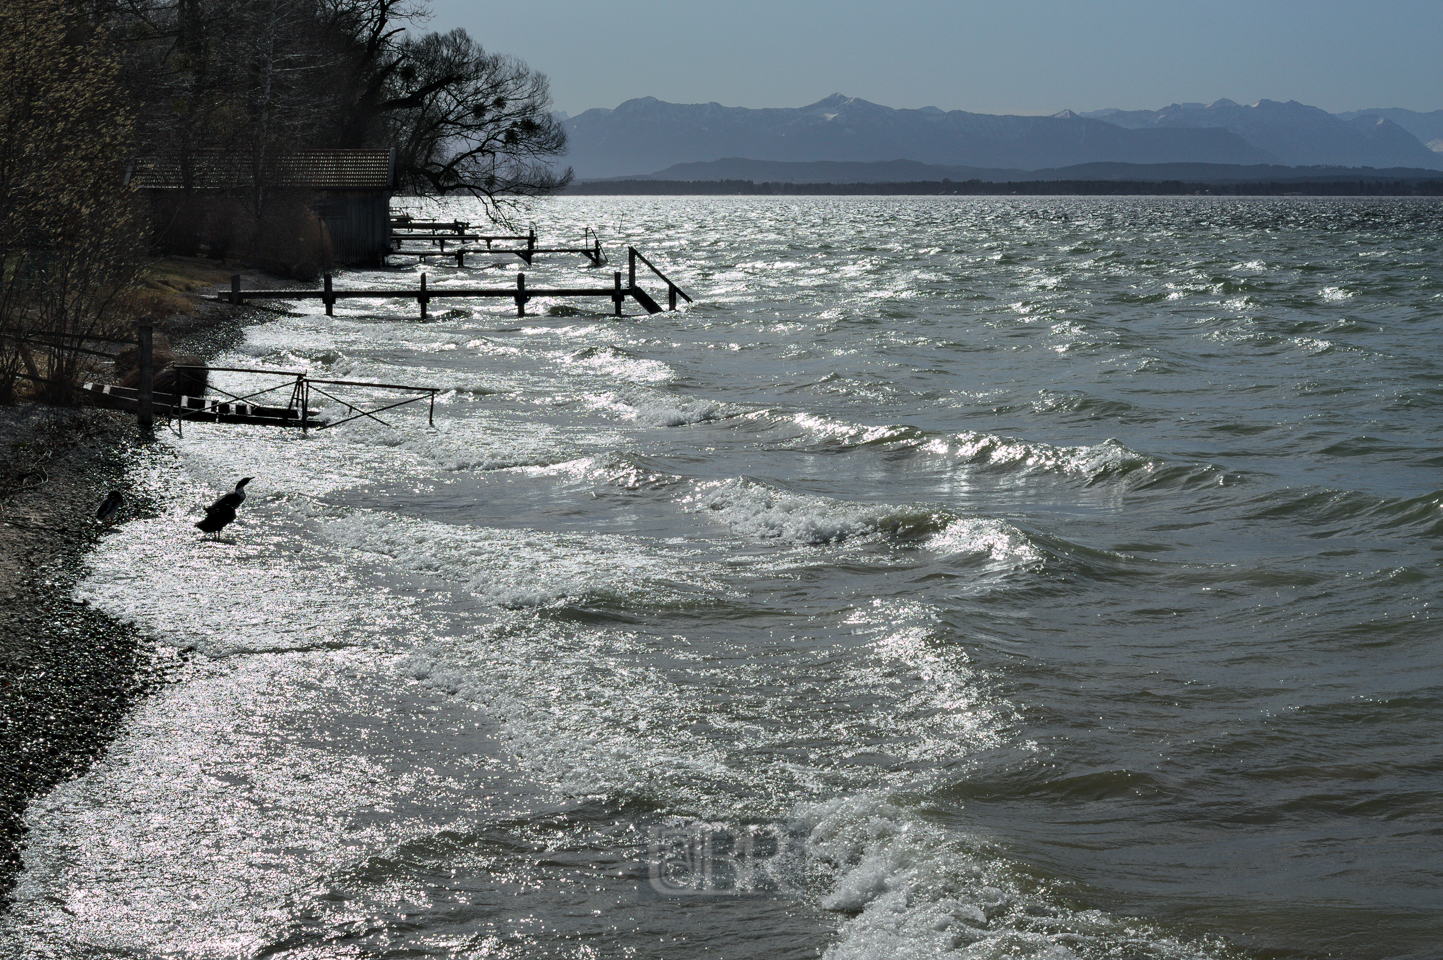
[195,477,253,537]
[96,490,123,524]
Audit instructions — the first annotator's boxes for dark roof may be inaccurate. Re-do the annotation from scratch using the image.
[131,149,394,190]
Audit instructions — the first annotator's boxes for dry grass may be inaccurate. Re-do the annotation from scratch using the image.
[119,257,236,322]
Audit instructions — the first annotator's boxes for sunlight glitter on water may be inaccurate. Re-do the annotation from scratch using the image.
[6,196,1442,960]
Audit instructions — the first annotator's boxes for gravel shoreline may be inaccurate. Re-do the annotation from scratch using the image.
[0,289,263,907]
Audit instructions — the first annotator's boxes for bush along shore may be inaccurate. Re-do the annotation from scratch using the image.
[0,276,258,908]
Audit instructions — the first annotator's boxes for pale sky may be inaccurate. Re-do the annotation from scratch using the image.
[424,0,1443,117]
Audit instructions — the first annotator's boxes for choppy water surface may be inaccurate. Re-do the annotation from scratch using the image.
[4,197,1441,959]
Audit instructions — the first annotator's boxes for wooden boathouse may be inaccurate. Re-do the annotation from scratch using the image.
[131,149,395,267]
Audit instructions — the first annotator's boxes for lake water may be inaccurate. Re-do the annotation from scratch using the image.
[3,196,1440,960]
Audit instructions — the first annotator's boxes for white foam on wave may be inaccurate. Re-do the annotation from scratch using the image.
[929,431,1151,480]
[927,517,1042,568]
[681,477,944,544]
[518,453,682,492]
[324,510,725,609]
[402,621,744,804]
[1292,336,1336,355]
[520,321,607,338]
[561,344,675,384]
[838,599,1011,766]
[331,415,629,474]
[400,595,1010,812]
[791,412,918,447]
[583,388,728,427]
[797,794,1224,960]
[679,478,1042,568]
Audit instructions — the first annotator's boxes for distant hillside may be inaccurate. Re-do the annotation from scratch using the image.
[1079,99,1442,168]
[562,95,1274,179]
[563,95,1443,180]
[610,158,1443,185]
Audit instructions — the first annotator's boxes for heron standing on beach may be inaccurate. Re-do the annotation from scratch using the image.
[195,477,253,537]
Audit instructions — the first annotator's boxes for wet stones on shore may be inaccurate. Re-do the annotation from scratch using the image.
[0,294,261,908]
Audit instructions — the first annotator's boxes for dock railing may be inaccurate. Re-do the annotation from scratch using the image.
[628,247,694,311]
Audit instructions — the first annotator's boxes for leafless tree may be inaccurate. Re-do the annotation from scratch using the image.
[0,0,143,404]
[378,29,571,218]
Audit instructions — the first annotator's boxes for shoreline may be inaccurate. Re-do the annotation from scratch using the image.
[0,271,265,906]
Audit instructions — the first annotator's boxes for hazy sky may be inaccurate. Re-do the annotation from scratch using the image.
[424,0,1442,117]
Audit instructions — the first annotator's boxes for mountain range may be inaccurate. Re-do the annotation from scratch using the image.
[615,158,1443,186]
[561,95,1443,181]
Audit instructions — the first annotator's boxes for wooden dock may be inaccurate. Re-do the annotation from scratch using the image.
[388,223,606,267]
[224,249,692,319]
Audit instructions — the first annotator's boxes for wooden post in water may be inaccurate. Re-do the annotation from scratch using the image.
[323,272,334,316]
[613,271,624,317]
[628,247,636,292]
[231,274,241,305]
[419,272,428,319]
[136,324,154,434]
[515,273,527,317]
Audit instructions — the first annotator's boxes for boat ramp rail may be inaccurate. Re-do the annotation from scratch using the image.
[181,365,440,432]
[82,362,439,435]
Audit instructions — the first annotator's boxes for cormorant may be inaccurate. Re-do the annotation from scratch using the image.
[195,477,253,537]
[96,490,123,524]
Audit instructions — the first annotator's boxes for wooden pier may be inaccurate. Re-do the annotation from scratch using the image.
[388,222,607,267]
[224,248,692,319]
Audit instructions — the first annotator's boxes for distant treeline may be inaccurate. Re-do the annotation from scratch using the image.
[568,178,1443,197]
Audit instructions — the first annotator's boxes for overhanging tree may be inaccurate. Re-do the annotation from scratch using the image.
[375,28,571,215]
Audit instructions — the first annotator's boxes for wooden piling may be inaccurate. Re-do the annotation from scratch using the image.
[231,274,241,305]
[613,271,624,317]
[516,273,527,317]
[324,272,335,316]
[136,324,154,434]
[419,272,429,319]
